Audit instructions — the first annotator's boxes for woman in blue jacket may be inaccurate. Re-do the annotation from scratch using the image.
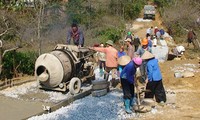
[118,56,142,114]
[141,51,166,104]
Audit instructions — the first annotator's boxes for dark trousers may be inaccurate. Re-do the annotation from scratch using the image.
[135,45,139,51]
[140,61,147,83]
[121,78,134,99]
[99,60,106,70]
[145,80,166,103]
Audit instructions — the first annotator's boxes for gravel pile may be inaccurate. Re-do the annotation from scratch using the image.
[170,64,200,73]
[135,18,152,22]
[28,90,138,120]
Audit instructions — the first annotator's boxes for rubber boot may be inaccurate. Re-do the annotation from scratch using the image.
[124,99,132,114]
[130,97,136,110]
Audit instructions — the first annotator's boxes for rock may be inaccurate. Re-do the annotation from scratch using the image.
[166,91,176,104]
[182,71,194,78]
[174,57,181,61]
[174,72,182,78]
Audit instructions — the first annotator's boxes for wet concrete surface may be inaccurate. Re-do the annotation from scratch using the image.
[0,81,92,120]
[0,95,53,120]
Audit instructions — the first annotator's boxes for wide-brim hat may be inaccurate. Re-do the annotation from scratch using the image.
[124,38,132,42]
[106,40,113,46]
[118,55,131,66]
[141,51,155,60]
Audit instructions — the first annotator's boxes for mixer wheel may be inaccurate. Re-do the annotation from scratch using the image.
[69,77,81,95]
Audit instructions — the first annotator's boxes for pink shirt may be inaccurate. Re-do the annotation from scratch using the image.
[93,46,118,68]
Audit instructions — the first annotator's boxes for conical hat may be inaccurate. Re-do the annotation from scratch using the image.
[118,55,131,66]
[141,51,155,60]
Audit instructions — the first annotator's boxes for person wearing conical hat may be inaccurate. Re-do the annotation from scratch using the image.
[118,55,142,114]
[141,51,166,104]
[136,38,152,83]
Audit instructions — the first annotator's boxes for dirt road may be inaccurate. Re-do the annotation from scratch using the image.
[129,11,200,119]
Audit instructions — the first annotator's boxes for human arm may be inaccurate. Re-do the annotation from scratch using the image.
[66,30,71,44]
[146,63,153,81]
[78,30,84,46]
[92,47,107,53]
[120,62,135,84]
[148,47,152,53]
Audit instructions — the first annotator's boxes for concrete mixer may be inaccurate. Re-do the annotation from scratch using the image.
[35,44,95,94]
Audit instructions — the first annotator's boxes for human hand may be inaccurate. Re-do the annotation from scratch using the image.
[88,46,93,50]
[145,78,148,84]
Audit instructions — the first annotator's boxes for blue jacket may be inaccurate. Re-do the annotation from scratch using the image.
[146,58,162,81]
[120,61,136,84]
[148,40,152,48]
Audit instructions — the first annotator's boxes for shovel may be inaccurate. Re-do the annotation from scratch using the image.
[134,77,151,113]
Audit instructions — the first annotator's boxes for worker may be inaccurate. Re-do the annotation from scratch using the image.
[117,46,126,76]
[124,38,135,59]
[126,31,133,40]
[172,45,185,57]
[141,51,166,105]
[154,26,159,36]
[118,46,126,58]
[96,43,106,76]
[136,38,152,83]
[152,36,157,47]
[146,26,153,36]
[132,35,141,51]
[159,27,165,40]
[118,56,142,114]
[187,29,196,48]
[146,34,152,48]
[66,23,84,47]
[89,40,118,86]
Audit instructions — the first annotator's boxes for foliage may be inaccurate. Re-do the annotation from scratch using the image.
[2,51,37,78]
[153,0,169,7]
[66,0,97,28]
[95,27,123,43]
[0,0,25,11]
[160,0,200,41]
[109,0,146,20]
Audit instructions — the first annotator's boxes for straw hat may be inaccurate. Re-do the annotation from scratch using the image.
[124,38,132,42]
[118,55,131,66]
[106,40,113,46]
[141,51,155,60]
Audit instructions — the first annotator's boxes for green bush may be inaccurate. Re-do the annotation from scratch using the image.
[109,0,146,20]
[66,0,97,28]
[95,28,122,43]
[2,51,37,78]
[153,0,169,7]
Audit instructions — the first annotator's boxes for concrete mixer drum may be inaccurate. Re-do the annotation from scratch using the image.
[35,44,95,94]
